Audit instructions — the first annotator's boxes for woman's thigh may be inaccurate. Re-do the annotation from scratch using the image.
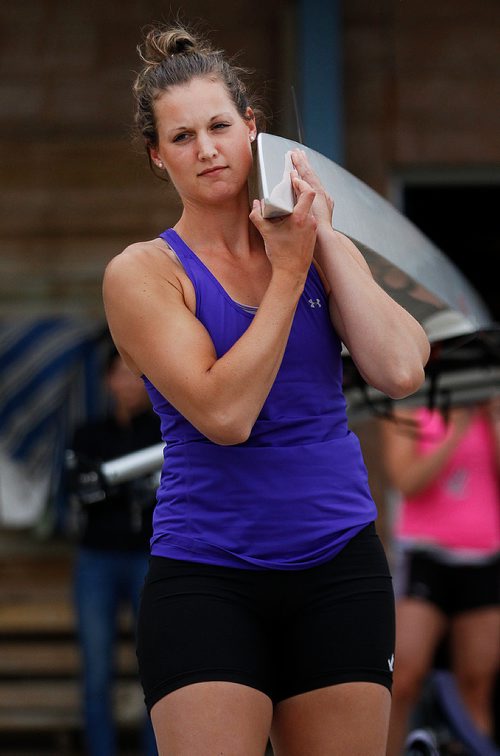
[151,681,272,756]
[137,557,276,713]
[273,523,396,702]
[270,524,395,754]
[139,525,394,753]
[271,681,391,756]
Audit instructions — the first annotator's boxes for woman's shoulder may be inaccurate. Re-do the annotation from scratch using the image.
[105,237,172,273]
[102,236,194,377]
[103,236,184,292]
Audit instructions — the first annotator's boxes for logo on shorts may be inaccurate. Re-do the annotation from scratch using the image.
[388,653,394,672]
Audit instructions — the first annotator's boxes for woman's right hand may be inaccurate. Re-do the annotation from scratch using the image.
[249,174,317,282]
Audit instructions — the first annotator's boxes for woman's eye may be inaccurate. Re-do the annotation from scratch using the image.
[212,122,230,131]
[173,133,189,143]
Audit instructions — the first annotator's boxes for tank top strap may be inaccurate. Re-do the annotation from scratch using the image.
[160,228,199,280]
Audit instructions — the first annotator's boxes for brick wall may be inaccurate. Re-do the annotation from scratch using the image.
[0,0,295,316]
[343,0,500,194]
[3,1,498,316]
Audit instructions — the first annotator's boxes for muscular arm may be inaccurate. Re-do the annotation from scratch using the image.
[314,226,430,398]
[290,149,430,400]
[103,179,317,446]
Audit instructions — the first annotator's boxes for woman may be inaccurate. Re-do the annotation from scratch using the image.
[103,22,430,756]
[382,404,500,755]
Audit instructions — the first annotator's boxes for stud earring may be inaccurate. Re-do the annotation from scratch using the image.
[250,134,255,142]
[157,161,164,169]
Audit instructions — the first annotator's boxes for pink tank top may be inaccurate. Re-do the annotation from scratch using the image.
[396,407,500,556]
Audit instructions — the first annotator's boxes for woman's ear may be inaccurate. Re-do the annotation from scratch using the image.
[245,108,257,142]
[149,145,164,170]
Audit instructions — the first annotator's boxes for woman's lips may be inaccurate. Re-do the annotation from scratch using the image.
[199,166,227,176]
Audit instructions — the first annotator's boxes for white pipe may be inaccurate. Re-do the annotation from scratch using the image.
[100,443,165,485]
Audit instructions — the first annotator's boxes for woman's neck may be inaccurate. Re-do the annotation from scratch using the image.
[174,195,262,260]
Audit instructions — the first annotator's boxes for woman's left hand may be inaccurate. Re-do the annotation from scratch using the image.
[291,149,334,230]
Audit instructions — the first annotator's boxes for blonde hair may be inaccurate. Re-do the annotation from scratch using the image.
[133,22,265,152]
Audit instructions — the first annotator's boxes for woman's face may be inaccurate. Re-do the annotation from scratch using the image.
[150,76,257,207]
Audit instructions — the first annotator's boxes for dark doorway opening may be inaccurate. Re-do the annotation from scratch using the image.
[402,183,500,324]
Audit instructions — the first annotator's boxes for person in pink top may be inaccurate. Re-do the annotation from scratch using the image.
[382,402,500,755]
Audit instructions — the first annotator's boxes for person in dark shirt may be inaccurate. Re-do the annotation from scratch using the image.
[68,350,160,756]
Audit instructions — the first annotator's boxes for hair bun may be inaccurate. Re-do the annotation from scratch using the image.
[167,30,197,55]
[139,24,212,66]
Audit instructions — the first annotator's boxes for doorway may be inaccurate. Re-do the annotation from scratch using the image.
[399,178,500,323]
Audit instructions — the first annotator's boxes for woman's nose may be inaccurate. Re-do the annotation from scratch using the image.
[197,133,218,160]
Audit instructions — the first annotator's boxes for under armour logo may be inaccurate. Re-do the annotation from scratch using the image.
[388,654,395,672]
[308,298,322,308]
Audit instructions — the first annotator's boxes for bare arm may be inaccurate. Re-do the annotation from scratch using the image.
[381,408,473,497]
[291,150,430,399]
[103,178,317,446]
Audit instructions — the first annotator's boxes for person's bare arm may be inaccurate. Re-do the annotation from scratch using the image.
[381,408,473,497]
[103,178,317,446]
[291,150,430,400]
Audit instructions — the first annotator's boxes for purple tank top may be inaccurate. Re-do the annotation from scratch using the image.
[142,228,376,569]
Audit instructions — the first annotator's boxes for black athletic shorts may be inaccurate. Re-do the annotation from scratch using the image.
[137,522,395,713]
[394,548,500,616]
